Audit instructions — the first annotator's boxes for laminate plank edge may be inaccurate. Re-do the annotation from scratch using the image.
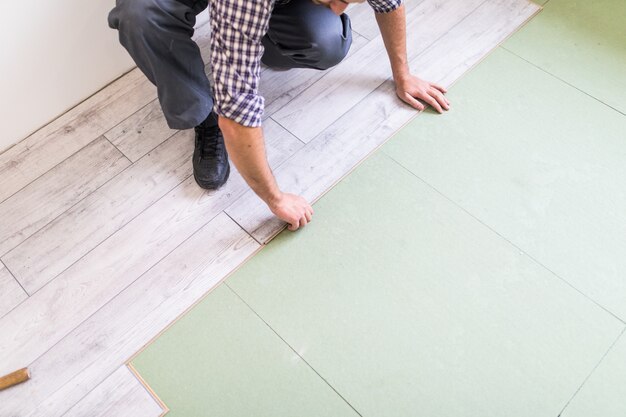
[6,214,257,417]
[0,137,130,256]
[225,0,541,243]
[61,366,163,417]
[0,262,26,318]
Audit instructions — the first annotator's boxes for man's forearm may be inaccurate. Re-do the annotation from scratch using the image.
[375,4,410,81]
[375,4,450,113]
[218,117,281,207]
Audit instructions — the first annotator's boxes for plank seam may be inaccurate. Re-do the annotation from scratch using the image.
[17,204,232,416]
[385,153,626,325]
[0,136,132,258]
[225,283,365,417]
[500,46,626,117]
[558,327,626,416]
[0,260,29,320]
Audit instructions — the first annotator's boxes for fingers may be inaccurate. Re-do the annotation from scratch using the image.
[402,92,425,111]
[299,215,308,228]
[421,92,444,113]
[287,204,314,232]
[299,205,314,228]
[430,88,450,111]
[431,83,447,93]
[288,220,299,231]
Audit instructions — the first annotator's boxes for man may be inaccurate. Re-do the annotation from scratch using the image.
[108,0,449,231]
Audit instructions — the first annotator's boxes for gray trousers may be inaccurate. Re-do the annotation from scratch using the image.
[108,0,353,129]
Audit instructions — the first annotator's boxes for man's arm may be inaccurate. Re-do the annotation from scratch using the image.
[210,0,312,231]
[317,0,450,112]
[375,3,450,113]
[219,119,313,231]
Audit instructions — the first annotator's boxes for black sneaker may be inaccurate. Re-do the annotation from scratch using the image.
[193,113,230,190]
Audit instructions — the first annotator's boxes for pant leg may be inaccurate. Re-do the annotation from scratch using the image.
[108,0,212,129]
[262,0,353,70]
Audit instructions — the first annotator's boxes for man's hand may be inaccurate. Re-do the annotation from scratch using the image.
[219,117,313,232]
[396,74,449,113]
[269,193,314,231]
[375,4,452,113]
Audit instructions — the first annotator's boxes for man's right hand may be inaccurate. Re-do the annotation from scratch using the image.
[269,192,314,231]
[219,116,314,232]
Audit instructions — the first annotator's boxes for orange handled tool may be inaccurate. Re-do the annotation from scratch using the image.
[0,368,30,391]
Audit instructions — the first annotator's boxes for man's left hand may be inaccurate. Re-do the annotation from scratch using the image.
[396,74,450,113]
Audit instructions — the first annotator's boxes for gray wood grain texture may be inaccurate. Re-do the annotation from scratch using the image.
[271,0,485,143]
[0,69,154,204]
[0,262,26,318]
[415,0,541,87]
[3,131,194,294]
[3,120,299,295]
[62,366,163,417]
[0,121,301,380]
[345,1,380,40]
[104,100,176,163]
[347,0,426,41]
[226,0,541,243]
[0,137,130,256]
[1,216,257,417]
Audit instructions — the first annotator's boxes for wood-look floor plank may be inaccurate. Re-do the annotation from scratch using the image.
[347,0,425,41]
[0,137,130,256]
[3,131,193,294]
[226,0,541,243]
[0,262,26,318]
[346,1,379,40]
[10,214,257,417]
[0,178,244,383]
[0,120,301,382]
[4,119,299,295]
[414,0,541,87]
[0,23,212,204]
[271,0,485,143]
[0,69,154,204]
[262,32,369,119]
[104,100,175,163]
[62,366,163,417]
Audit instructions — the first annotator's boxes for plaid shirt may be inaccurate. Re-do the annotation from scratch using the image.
[209,0,402,127]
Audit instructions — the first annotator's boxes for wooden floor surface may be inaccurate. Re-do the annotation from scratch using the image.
[0,1,540,415]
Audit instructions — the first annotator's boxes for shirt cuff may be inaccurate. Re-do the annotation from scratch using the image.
[368,0,403,14]
[213,90,265,128]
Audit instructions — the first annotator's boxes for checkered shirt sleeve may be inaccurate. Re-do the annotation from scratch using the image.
[366,0,402,14]
[209,0,273,127]
[209,0,403,127]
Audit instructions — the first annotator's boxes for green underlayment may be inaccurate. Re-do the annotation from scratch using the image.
[131,1,626,415]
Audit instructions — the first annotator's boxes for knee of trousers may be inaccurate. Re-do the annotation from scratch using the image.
[306,14,353,70]
[108,0,184,39]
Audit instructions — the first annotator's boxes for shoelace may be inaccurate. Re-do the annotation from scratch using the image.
[195,123,223,159]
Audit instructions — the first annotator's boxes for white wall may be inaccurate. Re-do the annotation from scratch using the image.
[0,0,135,152]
